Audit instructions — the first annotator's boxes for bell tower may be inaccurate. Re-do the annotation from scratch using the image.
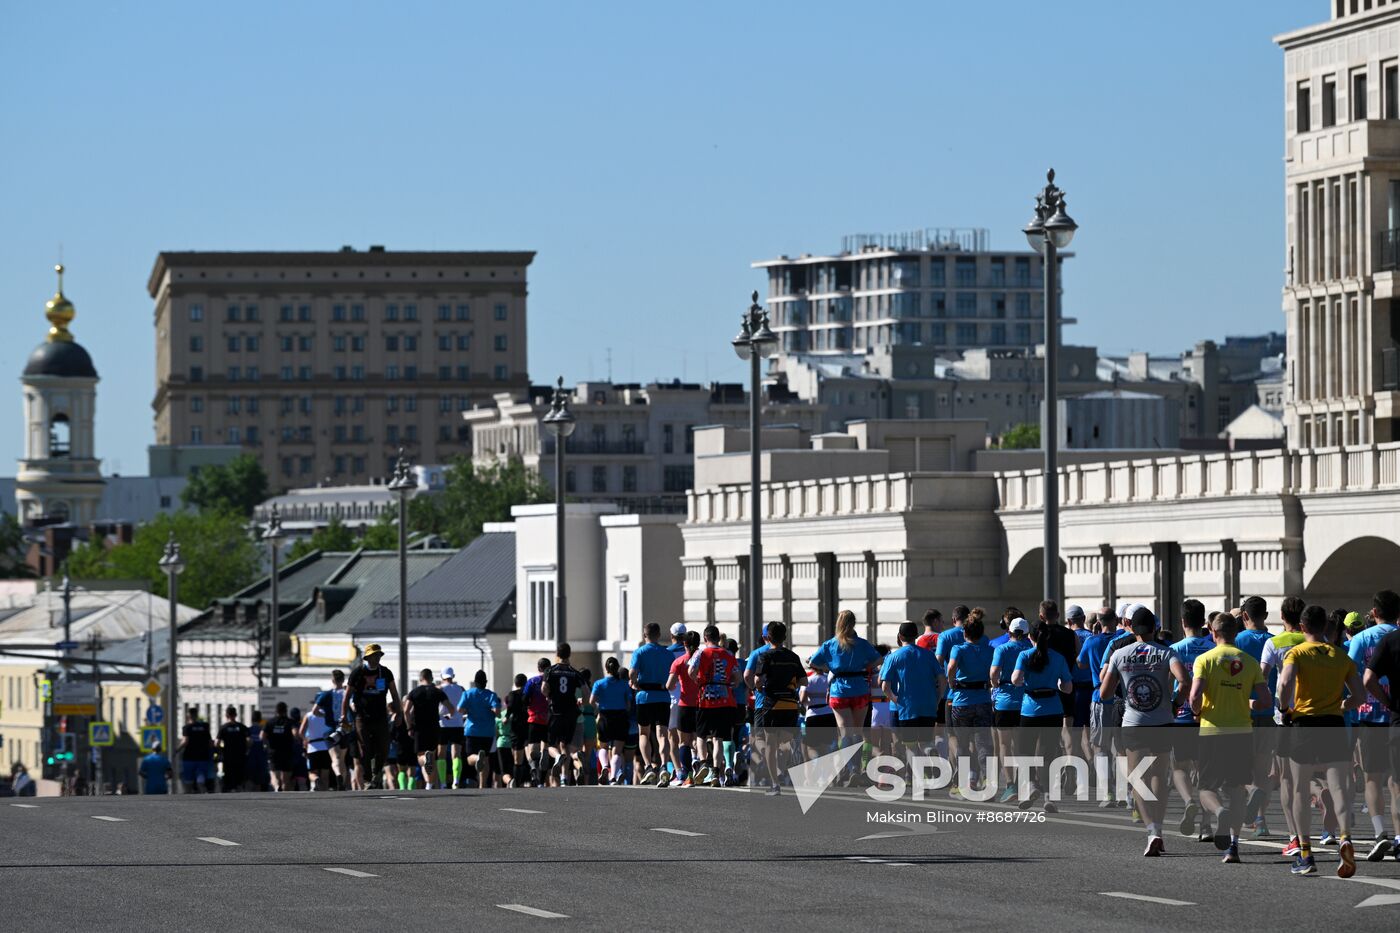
[16,265,104,526]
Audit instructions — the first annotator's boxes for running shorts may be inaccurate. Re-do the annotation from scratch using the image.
[1287,715,1349,765]
[413,726,441,755]
[1197,733,1253,790]
[439,726,465,746]
[948,702,993,729]
[1121,726,1171,754]
[804,712,836,732]
[1170,722,1199,763]
[527,722,549,745]
[754,707,800,729]
[1089,698,1121,749]
[1072,684,1094,728]
[547,712,579,746]
[307,750,332,770]
[1356,722,1391,773]
[668,704,682,732]
[871,701,896,729]
[465,735,494,756]
[830,695,870,712]
[597,710,630,744]
[935,697,947,726]
[635,701,670,728]
[992,709,1022,729]
[695,706,736,738]
[676,706,698,735]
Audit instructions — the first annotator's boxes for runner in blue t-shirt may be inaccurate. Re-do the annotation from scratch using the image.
[946,609,995,796]
[808,611,880,747]
[1168,601,1217,838]
[1347,591,1400,854]
[989,618,1033,801]
[139,744,172,795]
[1012,620,1073,811]
[879,622,944,726]
[629,623,676,785]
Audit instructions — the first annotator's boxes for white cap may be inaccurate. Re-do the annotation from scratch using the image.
[441,667,455,680]
[1115,600,1131,619]
[670,623,687,637]
[1126,602,1147,620]
[1008,617,1029,634]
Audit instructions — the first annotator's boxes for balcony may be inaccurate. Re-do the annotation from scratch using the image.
[541,438,648,456]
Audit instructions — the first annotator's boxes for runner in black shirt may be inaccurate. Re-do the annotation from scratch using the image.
[266,702,297,792]
[179,707,214,793]
[340,643,402,790]
[403,669,453,789]
[543,643,585,786]
[1362,625,1400,858]
[748,621,807,791]
[504,674,529,786]
[216,706,250,793]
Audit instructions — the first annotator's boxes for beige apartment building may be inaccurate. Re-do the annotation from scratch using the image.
[149,247,532,487]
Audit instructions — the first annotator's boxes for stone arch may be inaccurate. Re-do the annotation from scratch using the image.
[1005,547,1066,608]
[1302,535,1400,610]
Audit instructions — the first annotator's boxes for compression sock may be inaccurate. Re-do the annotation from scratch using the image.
[1372,815,1385,838]
[722,741,735,770]
[436,760,448,785]
[452,758,464,784]
[679,747,693,776]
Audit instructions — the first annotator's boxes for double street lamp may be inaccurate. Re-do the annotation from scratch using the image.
[1022,168,1078,605]
[732,292,778,650]
[262,505,284,687]
[157,533,185,787]
[387,450,418,691]
[542,377,576,645]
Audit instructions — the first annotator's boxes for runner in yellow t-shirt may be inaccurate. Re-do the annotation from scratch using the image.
[1277,605,1364,878]
[1190,613,1271,863]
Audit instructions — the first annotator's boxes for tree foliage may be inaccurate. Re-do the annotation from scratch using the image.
[64,510,261,609]
[408,456,551,547]
[285,516,358,563]
[180,454,270,517]
[0,512,33,578]
[998,422,1041,450]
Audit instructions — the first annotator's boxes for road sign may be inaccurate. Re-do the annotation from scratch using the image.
[53,682,98,716]
[55,640,80,652]
[145,704,164,725]
[39,679,52,701]
[142,678,162,699]
[139,725,165,753]
[89,722,114,747]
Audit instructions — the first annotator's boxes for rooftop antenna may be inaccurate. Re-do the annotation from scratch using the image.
[606,347,613,383]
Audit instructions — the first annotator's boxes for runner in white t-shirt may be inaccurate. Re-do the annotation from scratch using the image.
[437,667,468,789]
[302,694,336,791]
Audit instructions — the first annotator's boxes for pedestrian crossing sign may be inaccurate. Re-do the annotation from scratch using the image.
[140,725,165,753]
[89,722,114,747]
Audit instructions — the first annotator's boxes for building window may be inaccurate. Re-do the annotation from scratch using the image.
[456,304,471,321]
[663,465,693,492]
[353,456,365,473]
[387,365,399,380]
[438,365,451,380]
[334,365,347,380]
[190,396,204,413]
[1298,81,1312,133]
[280,365,294,380]
[494,303,507,321]
[351,335,365,352]
[386,425,399,444]
[300,396,312,414]
[335,455,346,474]
[930,323,946,344]
[386,335,399,352]
[622,465,637,493]
[404,304,418,321]
[1013,256,1031,286]
[438,396,451,413]
[188,304,203,322]
[404,365,416,380]
[352,424,364,441]
[438,334,451,351]
[564,468,576,493]
[246,335,260,352]
[955,293,977,314]
[1386,61,1400,120]
[457,365,471,380]
[298,366,311,380]
[928,260,945,287]
[227,335,241,352]
[528,577,556,641]
[226,397,241,415]
[279,305,294,322]
[385,304,399,321]
[437,304,451,321]
[494,335,507,351]
[352,396,365,413]
[663,424,674,454]
[1322,75,1337,128]
[226,305,240,322]
[405,396,417,413]
[387,396,399,413]
[351,304,365,321]
[300,457,312,474]
[334,396,346,415]
[191,426,203,444]
[592,466,607,492]
[405,425,417,442]
[457,334,470,350]
[956,323,977,345]
[189,336,203,352]
[333,304,346,321]
[1016,293,1032,317]
[990,323,1007,344]
[298,304,312,322]
[227,366,241,381]
[1353,68,1368,122]
[954,257,977,287]
[299,336,312,352]
[334,335,347,352]
[228,427,240,444]
[404,335,417,352]
[494,364,508,380]
[352,365,364,379]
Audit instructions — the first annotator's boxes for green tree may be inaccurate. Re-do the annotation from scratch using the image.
[180,454,270,517]
[360,509,401,550]
[998,423,1041,450]
[0,512,33,578]
[409,456,551,547]
[285,516,358,562]
[63,510,261,609]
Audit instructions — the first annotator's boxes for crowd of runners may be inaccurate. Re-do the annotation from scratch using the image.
[143,594,1400,878]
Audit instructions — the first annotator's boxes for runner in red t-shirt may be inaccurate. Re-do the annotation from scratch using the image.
[687,624,738,787]
[665,631,702,785]
[915,608,944,652]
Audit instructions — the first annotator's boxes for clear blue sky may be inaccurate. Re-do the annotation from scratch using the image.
[0,0,1321,475]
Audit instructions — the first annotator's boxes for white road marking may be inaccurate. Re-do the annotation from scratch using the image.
[9,803,39,809]
[324,867,379,878]
[650,827,706,837]
[197,836,240,846]
[497,904,569,919]
[1100,892,1195,907]
[500,807,544,814]
[857,829,939,840]
[1354,894,1400,909]
[90,816,127,822]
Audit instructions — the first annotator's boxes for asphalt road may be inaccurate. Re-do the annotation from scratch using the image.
[4,783,1400,931]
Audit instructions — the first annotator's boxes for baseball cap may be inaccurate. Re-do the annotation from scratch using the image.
[670,623,687,637]
[1008,617,1029,634]
[1115,600,1132,619]
[362,643,385,658]
[1344,611,1365,633]
[442,666,456,680]
[1065,604,1086,623]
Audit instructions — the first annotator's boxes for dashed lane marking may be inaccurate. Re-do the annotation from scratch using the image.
[1100,892,1195,906]
[324,867,379,878]
[197,836,240,846]
[497,904,569,919]
[650,827,706,837]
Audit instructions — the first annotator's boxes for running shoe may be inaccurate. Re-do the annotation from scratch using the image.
[1197,820,1214,844]
[1318,832,1339,846]
[724,768,737,786]
[694,765,712,786]
[1144,836,1165,857]
[1179,801,1200,837]
[1042,801,1057,814]
[1366,837,1394,861]
[765,784,781,797]
[1282,837,1302,858]
[1131,809,1142,825]
[1338,839,1356,879]
[1018,788,1040,810]
[1244,786,1264,825]
[679,776,694,787]
[1098,794,1116,809]
[639,769,658,786]
[656,770,672,789]
[997,785,1017,804]
[949,785,963,800]
[1252,820,1270,840]
[1290,854,1317,875]
[1212,808,1233,851]
[1221,844,1241,864]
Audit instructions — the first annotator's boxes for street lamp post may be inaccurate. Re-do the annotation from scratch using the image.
[387,450,418,689]
[732,292,778,651]
[262,505,285,687]
[157,534,185,791]
[542,378,576,645]
[1023,168,1078,605]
